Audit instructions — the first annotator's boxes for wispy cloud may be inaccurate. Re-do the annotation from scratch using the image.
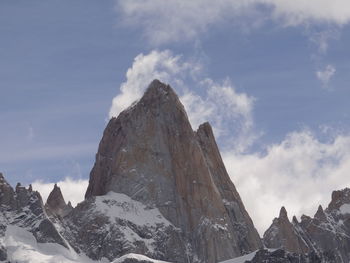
[309,28,340,55]
[316,64,336,89]
[109,50,256,152]
[116,0,350,45]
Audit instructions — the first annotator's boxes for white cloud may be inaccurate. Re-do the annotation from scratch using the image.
[109,50,199,118]
[309,28,340,55]
[316,64,336,89]
[109,50,255,151]
[117,0,350,45]
[32,177,89,207]
[223,130,350,234]
[181,78,256,152]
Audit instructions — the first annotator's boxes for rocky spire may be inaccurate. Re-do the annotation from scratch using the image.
[314,205,327,221]
[328,188,350,211]
[45,184,72,218]
[263,206,310,254]
[279,206,288,219]
[84,79,262,262]
[0,172,16,208]
[292,216,299,225]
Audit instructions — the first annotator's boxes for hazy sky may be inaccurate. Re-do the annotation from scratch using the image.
[1,0,350,234]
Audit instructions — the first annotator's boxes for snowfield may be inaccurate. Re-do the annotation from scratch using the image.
[219,250,257,263]
[339,204,350,215]
[2,224,253,263]
[4,225,102,263]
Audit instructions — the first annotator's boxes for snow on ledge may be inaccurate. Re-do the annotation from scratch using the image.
[219,250,258,263]
[94,191,173,227]
[112,253,171,263]
[340,204,350,215]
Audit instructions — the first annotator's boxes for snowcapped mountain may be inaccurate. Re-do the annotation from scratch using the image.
[1,80,350,263]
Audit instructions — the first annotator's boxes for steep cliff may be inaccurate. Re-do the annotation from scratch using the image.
[81,79,262,262]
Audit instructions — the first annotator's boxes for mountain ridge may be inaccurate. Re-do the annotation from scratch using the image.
[1,80,350,263]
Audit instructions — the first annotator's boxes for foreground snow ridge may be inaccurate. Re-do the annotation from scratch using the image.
[4,225,173,263]
[4,225,98,263]
[219,251,258,263]
[112,253,171,263]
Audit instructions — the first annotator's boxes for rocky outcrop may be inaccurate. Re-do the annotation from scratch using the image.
[62,192,183,262]
[263,207,309,254]
[45,184,73,218]
[0,173,69,257]
[83,79,262,262]
[263,188,350,262]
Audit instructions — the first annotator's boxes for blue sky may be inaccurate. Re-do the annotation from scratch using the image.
[1,0,350,233]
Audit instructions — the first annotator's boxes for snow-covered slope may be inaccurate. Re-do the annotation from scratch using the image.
[4,225,98,263]
[112,253,171,263]
[61,191,181,262]
[219,250,258,263]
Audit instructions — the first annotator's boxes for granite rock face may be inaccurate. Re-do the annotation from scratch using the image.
[0,173,69,259]
[45,184,73,218]
[263,188,350,262]
[263,207,309,254]
[83,79,262,262]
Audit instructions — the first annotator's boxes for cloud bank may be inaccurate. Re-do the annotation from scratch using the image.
[223,129,350,234]
[117,0,350,45]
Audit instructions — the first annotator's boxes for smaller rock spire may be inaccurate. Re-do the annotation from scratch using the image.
[292,216,299,224]
[279,206,288,220]
[314,205,327,221]
[45,184,72,218]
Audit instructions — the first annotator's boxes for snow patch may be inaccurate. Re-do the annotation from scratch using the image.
[112,253,170,263]
[4,225,101,263]
[219,250,258,263]
[94,192,172,227]
[339,204,350,215]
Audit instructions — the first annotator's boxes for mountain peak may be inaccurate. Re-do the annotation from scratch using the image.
[329,188,350,210]
[279,206,288,219]
[45,184,72,218]
[138,79,185,114]
[84,79,262,262]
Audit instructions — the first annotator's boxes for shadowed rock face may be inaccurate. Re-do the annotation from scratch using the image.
[84,79,262,262]
[45,184,72,218]
[263,207,310,254]
[263,188,350,262]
